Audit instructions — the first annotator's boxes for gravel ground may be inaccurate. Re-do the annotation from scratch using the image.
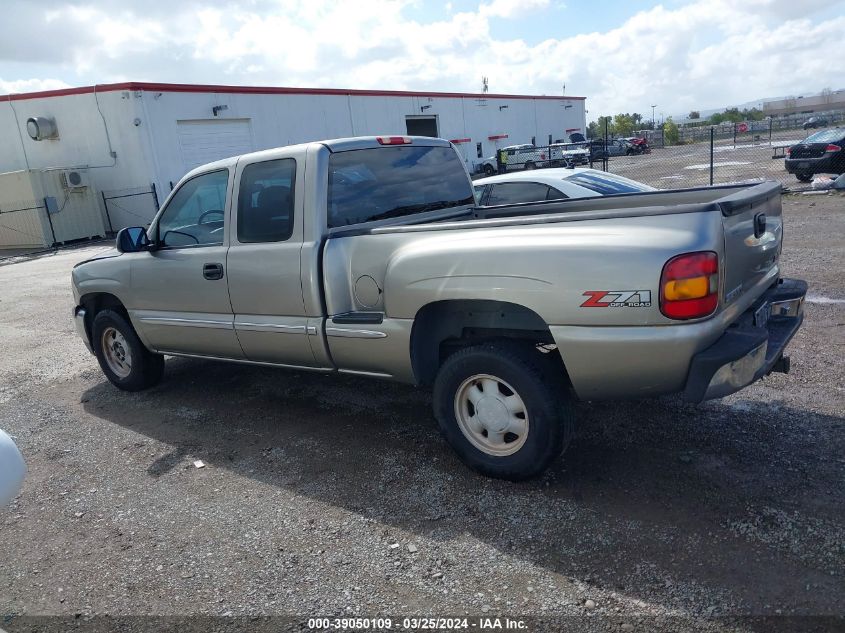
[0,194,843,632]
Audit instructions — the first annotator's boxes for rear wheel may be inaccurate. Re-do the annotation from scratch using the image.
[483,163,496,177]
[796,172,813,182]
[92,309,164,391]
[433,342,575,480]
[524,161,536,170]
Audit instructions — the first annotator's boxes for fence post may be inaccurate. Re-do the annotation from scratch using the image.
[151,182,160,211]
[710,127,715,186]
[733,122,737,147]
[604,118,609,172]
[42,197,58,247]
[101,191,114,234]
[769,118,773,145]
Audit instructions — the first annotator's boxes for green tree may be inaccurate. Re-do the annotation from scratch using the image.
[589,116,614,138]
[688,110,700,120]
[663,117,679,145]
[612,113,636,137]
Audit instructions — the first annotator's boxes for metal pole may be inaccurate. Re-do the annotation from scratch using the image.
[604,118,609,172]
[151,182,160,211]
[769,118,773,145]
[733,122,737,147]
[710,127,715,186]
[101,191,114,234]
[42,198,58,247]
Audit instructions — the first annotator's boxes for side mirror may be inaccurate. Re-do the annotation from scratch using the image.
[0,429,26,508]
[116,226,151,253]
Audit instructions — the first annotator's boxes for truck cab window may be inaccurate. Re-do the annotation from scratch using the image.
[157,169,229,248]
[237,158,296,243]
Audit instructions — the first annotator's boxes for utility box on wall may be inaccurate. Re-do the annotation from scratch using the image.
[0,168,107,250]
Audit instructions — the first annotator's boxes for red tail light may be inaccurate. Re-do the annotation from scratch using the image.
[785,147,791,156]
[825,144,841,152]
[660,251,719,320]
[376,136,412,145]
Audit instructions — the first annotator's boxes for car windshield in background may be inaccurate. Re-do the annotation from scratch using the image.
[563,172,653,195]
[803,129,843,144]
[328,145,473,228]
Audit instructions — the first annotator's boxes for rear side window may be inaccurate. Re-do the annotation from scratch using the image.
[486,182,553,205]
[237,159,296,243]
[327,145,473,228]
[563,172,652,195]
[803,129,843,144]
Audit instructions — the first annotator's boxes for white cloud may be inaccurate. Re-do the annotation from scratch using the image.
[479,0,550,19]
[0,77,71,94]
[0,0,843,120]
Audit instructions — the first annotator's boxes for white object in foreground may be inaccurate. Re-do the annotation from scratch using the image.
[0,429,26,507]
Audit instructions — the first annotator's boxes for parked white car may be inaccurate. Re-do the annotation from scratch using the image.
[473,168,656,205]
[0,429,25,507]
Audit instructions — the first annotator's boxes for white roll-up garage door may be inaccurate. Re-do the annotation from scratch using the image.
[176,119,255,176]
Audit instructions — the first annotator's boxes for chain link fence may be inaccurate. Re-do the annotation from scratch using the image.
[101,184,161,233]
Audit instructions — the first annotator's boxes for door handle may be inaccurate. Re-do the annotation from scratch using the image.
[203,263,224,280]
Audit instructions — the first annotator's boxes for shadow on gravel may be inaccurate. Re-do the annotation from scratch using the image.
[81,356,845,617]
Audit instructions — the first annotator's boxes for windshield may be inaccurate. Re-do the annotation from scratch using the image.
[803,129,842,144]
[328,145,473,228]
[563,172,653,195]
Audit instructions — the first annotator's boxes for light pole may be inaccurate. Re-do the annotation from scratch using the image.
[651,104,656,129]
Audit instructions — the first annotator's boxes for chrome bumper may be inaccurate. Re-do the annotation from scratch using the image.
[73,306,93,354]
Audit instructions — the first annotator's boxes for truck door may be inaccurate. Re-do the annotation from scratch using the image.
[226,156,319,367]
[130,168,244,359]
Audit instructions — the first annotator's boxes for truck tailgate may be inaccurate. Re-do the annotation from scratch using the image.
[717,182,783,306]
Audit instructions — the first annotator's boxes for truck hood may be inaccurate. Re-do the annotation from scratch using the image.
[73,247,121,268]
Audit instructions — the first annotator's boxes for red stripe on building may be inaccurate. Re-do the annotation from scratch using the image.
[449,138,472,144]
[488,134,509,140]
[3,81,587,102]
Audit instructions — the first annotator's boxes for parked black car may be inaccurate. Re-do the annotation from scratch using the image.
[785,128,845,181]
[802,116,829,130]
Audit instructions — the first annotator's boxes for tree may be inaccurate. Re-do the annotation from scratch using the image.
[688,111,700,120]
[612,113,636,137]
[588,116,613,139]
[663,117,679,145]
[821,87,833,104]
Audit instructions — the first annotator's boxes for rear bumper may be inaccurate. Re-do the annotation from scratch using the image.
[785,155,841,174]
[73,306,93,354]
[682,278,806,402]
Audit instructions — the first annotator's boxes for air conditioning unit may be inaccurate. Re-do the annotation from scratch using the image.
[61,169,89,189]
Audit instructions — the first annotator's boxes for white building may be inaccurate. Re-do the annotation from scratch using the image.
[0,81,585,241]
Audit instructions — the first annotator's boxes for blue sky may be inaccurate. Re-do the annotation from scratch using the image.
[0,0,843,120]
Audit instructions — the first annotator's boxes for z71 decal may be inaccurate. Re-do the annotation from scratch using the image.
[581,290,652,308]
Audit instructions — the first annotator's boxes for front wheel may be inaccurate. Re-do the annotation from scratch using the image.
[92,309,164,391]
[482,163,496,177]
[524,161,536,170]
[433,343,575,480]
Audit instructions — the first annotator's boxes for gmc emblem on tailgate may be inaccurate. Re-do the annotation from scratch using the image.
[581,290,652,308]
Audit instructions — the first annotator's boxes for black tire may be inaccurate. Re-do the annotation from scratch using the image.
[433,342,575,481]
[483,164,495,177]
[796,172,813,182]
[524,161,536,170]
[92,309,164,391]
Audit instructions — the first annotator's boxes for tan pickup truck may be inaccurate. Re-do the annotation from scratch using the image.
[72,136,806,480]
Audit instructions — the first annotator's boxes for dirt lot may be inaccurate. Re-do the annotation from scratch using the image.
[604,131,821,192]
[0,194,843,631]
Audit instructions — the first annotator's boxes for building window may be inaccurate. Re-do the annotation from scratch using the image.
[476,142,483,158]
[531,136,536,146]
[548,134,553,145]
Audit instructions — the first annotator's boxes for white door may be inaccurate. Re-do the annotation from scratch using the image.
[176,119,254,176]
